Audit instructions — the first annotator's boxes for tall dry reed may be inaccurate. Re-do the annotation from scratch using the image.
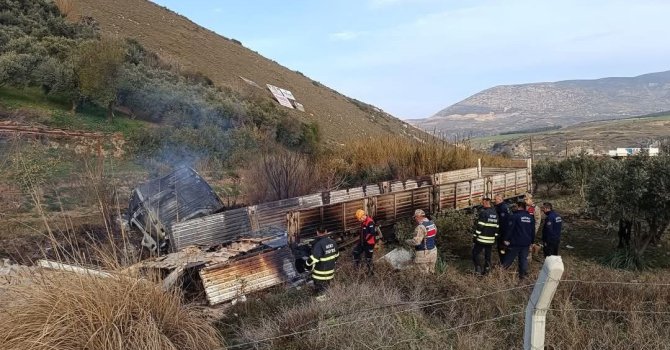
[0,272,224,350]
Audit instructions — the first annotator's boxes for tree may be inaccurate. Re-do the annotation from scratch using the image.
[33,56,80,113]
[587,154,670,266]
[75,38,124,119]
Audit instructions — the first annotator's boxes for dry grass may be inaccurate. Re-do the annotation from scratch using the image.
[69,0,429,145]
[228,252,670,349]
[0,273,223,350]
[0,145,225,350]
[333,135,513,183]
[54,0,79,19]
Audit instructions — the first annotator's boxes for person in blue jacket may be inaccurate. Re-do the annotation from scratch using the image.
[502,201,535,279]
[494,194,511,263]
[541,202,562,257]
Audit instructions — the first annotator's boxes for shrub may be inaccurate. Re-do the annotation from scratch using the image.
[0,273,224,350]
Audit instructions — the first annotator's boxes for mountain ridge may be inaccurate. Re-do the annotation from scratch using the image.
[411,70,670,139]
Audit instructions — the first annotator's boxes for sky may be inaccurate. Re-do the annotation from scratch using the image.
[151,0,670,119]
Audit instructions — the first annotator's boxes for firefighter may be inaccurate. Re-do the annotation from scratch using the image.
[540,202,562,257]
[494,194,511,263]
[306,226,339,294]
[472,198,499,275]
[502,201,535,279]
[353,209,376,275]
[405,209,438,273]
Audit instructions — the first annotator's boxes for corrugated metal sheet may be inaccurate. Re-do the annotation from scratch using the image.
[256,198,301,230]
[299,194,323,209]
[200,247,298,305]
[165,164,531,251]
[390,181,405,192]
[365,184,382,196]
[128,167,224,245]
[171,207,251,250]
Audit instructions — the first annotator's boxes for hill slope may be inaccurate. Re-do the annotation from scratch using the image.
[412,71,670,139]
[69,0,423,144]
[471,113,670,159]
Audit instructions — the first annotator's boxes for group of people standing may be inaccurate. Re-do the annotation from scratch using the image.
[303,193,562,295]
[473,194,563,279]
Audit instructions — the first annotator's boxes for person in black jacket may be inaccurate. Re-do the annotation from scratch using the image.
[502,201,535,279]
[306,226,339,294]
[472,198,499,275]
[494,194,511,263]
[541,202,562,257]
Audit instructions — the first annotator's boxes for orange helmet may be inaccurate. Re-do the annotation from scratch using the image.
[355,209,366,221]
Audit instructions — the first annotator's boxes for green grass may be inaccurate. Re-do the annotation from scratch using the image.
[0,86,70,113]
[0,87,148,136]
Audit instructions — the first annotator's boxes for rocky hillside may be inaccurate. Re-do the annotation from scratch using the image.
[412,71,670,139]
[69,0,424,145]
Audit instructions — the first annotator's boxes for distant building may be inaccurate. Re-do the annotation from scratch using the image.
[607,147,660,157]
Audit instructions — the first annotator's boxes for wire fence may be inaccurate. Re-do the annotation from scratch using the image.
[226,275,670,349]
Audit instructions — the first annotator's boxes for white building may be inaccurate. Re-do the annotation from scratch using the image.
[607,147,660,157]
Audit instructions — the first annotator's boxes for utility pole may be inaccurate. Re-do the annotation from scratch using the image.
[529,136,534,165]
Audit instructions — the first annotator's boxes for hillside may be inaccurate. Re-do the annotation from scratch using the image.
[471,113,670,158]
[68,0,423,144]
[411,71,670,139]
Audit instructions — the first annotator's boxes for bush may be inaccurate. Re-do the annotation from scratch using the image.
[0,273,223,350]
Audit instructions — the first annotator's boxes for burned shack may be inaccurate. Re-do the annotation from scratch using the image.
[128,167,224,252]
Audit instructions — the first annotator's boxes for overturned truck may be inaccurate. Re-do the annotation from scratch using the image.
[128,161,533,305]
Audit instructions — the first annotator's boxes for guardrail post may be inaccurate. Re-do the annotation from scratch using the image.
[524,256,564,350]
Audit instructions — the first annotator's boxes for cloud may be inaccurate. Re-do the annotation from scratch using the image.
[213,8,222,12]
[329,31,361,41]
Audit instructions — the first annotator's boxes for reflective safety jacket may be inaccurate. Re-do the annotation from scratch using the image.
[415,219,437,251]
[360,216,376,246]
[474,207,499,245]
[505,210,535,247]
[306,236,339,281]
[542,210,562,243]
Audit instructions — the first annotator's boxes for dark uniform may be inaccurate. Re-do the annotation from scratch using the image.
[542,210,562,257]
[502,209,535,279]
[306,236,339,293]
[472,206,499,275]
[352,216,376,274]
[495,201,511,262]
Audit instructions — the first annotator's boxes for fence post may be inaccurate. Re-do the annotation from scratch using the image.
[524,256,564,350]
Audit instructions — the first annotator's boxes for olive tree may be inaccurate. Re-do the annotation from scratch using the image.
[587,154,670,265]
[75,38,124,119]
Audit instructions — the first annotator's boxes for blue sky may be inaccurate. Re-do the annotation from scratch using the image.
[151,0,670,119]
